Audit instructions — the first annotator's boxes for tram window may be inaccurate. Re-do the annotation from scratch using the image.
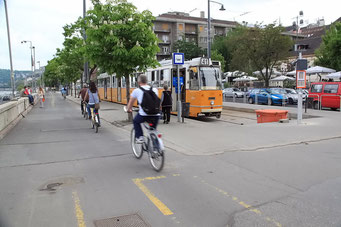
[189,67,199,90]
[122,77,126,88]
[160,70,164,81]
[151,71,155,82]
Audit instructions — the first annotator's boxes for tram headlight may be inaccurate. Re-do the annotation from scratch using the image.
[210,101,214,105]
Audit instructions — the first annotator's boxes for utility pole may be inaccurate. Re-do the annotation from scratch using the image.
[83,0,89,85]
[207,0,225,59]
[4,0,15,98]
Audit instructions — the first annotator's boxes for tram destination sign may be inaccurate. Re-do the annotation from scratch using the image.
[173,53,184,65]
[200,58,210,66]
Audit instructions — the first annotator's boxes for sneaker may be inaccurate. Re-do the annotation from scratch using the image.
[135,137,144,144]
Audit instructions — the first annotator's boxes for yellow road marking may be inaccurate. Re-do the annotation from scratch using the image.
[195,177,282,227]
[133,178,173,216]
[72,191,86,227]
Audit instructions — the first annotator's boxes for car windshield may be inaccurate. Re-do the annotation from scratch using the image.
[286,89,297,94]
[233,88,240,92]
[269,88,285,94]
[199,67,222,90]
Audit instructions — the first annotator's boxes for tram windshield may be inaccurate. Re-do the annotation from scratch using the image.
[199,67,222,90]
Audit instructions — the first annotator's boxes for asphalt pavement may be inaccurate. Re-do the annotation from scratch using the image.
[1,92,341,227]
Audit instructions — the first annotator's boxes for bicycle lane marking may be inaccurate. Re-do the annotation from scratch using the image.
[193,176,282,227]
[132,176,173,216]
[72,190,86,227]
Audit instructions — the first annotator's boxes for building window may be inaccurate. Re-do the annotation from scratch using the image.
[178,24,183,31]
[162,46,169,53]
[199,26,204,32]
[162,23,168,30]
[162,35,169,43]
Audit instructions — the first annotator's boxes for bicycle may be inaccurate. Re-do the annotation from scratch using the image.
[124,107,165,172]
[89,106,100,133]
[82,101,88,119]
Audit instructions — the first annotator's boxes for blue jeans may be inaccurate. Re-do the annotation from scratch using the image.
[87,104,100,124]
[28,94,34,104]
[133,114,159,139]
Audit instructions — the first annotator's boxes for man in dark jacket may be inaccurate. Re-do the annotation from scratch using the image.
[78,84,88,114]
[160,84,172,124]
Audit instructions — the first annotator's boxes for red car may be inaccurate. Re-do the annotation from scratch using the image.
[309,82,341,110]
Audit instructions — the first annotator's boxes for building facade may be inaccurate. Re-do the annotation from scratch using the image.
[154,12,238,61]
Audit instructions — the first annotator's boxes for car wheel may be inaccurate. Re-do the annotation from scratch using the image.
[288,98,293,105]
[248,97,254,104]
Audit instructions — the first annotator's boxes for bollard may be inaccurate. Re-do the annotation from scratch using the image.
[268,94,271,105]
[243,94,246,103]
[255,93,258,105]
[233,94,236,103]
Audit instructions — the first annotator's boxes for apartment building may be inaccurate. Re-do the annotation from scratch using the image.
[154,11,238,61]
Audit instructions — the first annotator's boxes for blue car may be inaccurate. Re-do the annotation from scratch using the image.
[248,88,288,105]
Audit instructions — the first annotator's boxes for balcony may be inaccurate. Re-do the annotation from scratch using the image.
[157,52,171,56]
[154,29,171,33]
[158,40,171,45]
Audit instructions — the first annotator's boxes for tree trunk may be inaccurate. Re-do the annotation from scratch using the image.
[125,75,133,122]
[74,82,77,98]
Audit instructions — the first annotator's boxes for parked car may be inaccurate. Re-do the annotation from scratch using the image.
[308,82,341,110]
[223,88,244,98]
[284,88,298,104]
[248,88,288,105]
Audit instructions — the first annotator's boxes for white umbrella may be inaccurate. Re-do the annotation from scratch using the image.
[233,76,258,82]
[326,71,341,79]
[253,68,282,76]
[306,66,336,74]
[270,75,295,81]
[285,70,296,76]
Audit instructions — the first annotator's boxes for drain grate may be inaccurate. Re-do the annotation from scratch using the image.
[94,214,150,227]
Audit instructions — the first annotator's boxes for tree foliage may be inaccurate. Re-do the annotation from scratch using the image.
[84,0,159,77]
[211,50,225,72]
[212,36,231,72]
[315,22,341,71]
[223,25,293,87]
[173,39,204,60]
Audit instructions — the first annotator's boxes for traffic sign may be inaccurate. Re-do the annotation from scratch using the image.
[296,70,306,88]
[173,53,184,65]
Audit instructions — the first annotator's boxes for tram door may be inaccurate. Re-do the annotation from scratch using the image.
[171,68,186,112]
[117,78,122,102]
[104,78,108,99]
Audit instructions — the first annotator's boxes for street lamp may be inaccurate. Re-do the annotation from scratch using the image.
[207,0,226,59]
[21,40,34,72]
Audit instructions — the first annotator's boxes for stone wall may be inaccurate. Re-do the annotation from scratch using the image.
[0,95,37,138]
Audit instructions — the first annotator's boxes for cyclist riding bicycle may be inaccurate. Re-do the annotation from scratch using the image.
[127,75,161,144]
[85,81,101,126]
[61,87,67,97]
[78,84,88,115]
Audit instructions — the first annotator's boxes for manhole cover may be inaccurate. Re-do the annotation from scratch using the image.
[94,214,150,227]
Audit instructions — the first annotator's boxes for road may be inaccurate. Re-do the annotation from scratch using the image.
[1,92,341,227]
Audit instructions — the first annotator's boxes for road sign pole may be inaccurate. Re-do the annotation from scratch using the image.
[177,64,181,122]
[297,52,303,124]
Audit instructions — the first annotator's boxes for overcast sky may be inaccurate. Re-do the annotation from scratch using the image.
[0,0,340,70]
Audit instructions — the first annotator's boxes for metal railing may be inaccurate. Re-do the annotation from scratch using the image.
[319,94,341,112]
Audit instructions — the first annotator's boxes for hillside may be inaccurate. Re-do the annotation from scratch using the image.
[0,69,31,87]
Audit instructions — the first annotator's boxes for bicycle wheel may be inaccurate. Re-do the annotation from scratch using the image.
[131,129,143,159]
[148,134,164,172]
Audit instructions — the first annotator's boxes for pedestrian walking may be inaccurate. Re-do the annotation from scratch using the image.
[160,84,172,124]
[38,87,45,108]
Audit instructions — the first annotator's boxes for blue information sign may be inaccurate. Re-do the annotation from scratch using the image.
[173,77,184,94]
[173,53,184,65]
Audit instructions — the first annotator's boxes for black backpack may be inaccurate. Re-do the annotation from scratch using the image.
[140,87,161,115]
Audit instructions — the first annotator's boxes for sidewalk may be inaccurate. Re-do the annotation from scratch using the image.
[68,96,341,156]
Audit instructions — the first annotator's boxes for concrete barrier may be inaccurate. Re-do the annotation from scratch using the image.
[0,94,38,140]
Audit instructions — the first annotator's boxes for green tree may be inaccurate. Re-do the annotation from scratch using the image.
[44,57,61,87]
[212,36,231,72]
[84,0,160,120]
[227,25,293,87]
[315,22,341,71]
[211,50,225,72]
[173,39,204,60]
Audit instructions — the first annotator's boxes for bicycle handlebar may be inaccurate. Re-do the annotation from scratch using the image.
[123,106,139,113]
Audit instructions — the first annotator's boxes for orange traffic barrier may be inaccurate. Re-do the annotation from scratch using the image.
[255,109,288,123]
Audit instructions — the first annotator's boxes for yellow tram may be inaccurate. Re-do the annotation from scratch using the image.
[97,57,223,118]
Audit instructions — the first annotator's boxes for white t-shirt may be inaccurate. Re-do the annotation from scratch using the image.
[131,85,159,116]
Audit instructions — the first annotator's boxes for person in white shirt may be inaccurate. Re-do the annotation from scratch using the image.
[127,75,160,143]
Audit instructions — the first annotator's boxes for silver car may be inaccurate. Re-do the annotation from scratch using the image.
[223,88,244,98]
[284,88,298,104]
